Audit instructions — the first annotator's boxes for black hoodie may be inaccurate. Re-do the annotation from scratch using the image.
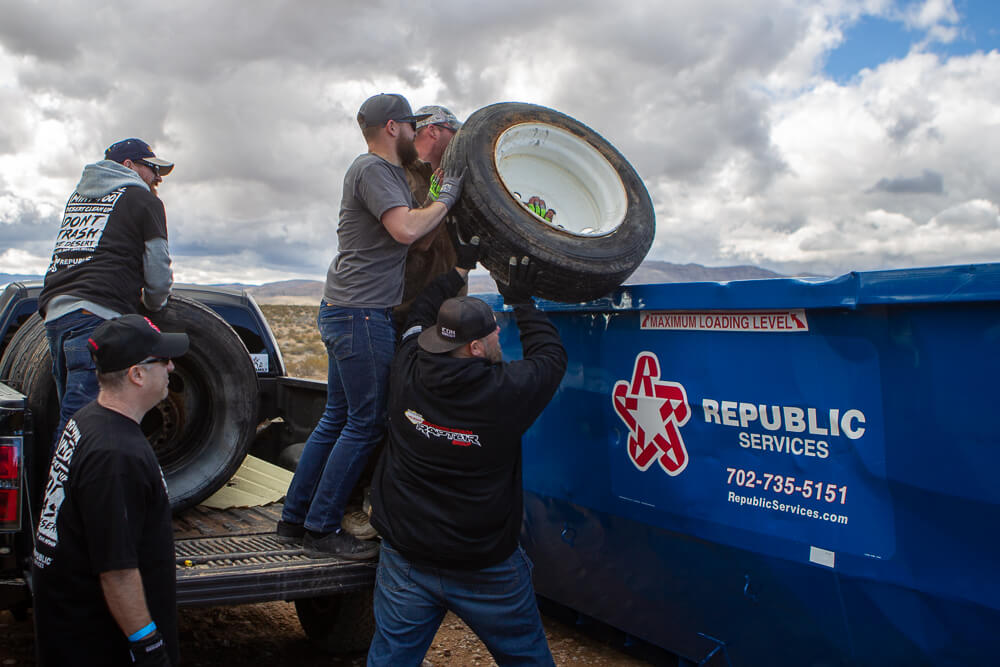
[371,269,567,570]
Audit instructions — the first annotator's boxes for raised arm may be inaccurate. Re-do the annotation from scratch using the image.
[381,166,466,245]
[381,201,449,245]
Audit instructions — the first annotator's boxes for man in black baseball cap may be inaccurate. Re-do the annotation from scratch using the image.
[367,247,567,665]
[279,92,468,559]
[88,314,189,373]
[38,137,176,452]
[32,314,188,666]
[417,296,500,359]
[105,138,175,178]
[357,93,432,129]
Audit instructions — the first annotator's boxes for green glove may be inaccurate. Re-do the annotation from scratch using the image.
[526,196,556,222]
[428,167,466,210]
[428,171,443,201]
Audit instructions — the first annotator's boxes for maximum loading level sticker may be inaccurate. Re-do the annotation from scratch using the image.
[640,309,808,333]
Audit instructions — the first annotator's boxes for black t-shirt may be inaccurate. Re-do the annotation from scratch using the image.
[38,185,168,318]
[32,402,177,666]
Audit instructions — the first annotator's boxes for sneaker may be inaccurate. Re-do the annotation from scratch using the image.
[342,509,378,540]
[303,530,379,561]
[276,520,305,543]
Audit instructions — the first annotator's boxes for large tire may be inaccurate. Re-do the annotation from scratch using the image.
[0,313,59,501]
[0,296,259,512]
[295,590,375,654]
[442,102,655,303]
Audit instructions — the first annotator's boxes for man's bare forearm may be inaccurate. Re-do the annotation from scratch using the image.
[382,202,449,245]
[100,568,153,636]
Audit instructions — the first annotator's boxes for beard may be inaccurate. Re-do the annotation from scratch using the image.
[397,133,420,167]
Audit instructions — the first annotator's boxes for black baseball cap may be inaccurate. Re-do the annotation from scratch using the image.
[87,314,189,373]
[357,94,432,129]
[105,138,174,176]
[418,297,497,354]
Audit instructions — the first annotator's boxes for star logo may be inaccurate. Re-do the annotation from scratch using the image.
[612,351,691,476]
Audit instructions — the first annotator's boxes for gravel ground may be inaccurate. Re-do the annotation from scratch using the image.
[1,603,657,666]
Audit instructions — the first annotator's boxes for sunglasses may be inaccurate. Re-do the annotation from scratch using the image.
[138,356,171,366]
[137,160,161,176]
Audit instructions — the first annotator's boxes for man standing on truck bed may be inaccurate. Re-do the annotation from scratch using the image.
[38,138,175,449]
[366,242,568,665]
[32,314,187,666]
[278,93,466,559]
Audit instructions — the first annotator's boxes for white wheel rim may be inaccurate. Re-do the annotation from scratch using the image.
[494,122,628,237]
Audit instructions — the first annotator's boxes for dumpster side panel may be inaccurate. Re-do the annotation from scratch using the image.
[503,264,1000,666]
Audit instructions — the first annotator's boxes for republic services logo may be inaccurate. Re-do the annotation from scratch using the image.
[612,351,691,476]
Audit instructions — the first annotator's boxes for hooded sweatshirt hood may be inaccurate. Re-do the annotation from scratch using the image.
[415,350,497,400]
[76,159,150,198]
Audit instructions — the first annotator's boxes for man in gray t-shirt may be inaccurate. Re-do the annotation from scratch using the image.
[280,93,466,560]
[323,152,414,307]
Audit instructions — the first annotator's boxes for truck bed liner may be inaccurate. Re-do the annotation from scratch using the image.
[173,503,375,607]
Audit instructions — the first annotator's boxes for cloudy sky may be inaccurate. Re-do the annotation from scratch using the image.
[1,0,998,284]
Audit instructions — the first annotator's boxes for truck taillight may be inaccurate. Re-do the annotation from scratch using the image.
[0,438,21,530]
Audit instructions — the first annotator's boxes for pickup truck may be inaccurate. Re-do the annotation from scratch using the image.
[0,281,375,654]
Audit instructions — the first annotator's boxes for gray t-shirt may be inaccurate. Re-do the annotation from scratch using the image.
[324,153,416,307]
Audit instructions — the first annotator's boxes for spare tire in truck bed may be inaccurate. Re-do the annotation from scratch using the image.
[0,295,259,512]
[441,102,655,303]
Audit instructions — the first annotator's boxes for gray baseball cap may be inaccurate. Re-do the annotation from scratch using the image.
[357,94,432,129]
[415,105,463,132]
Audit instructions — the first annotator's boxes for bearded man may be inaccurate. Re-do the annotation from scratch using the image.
[278,94,466,559]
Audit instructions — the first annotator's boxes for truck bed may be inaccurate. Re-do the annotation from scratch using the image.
[173,503,375,607]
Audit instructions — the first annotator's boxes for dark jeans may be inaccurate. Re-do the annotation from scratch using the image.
[282,304,395,533]
[44,310,105,451]
[368,541,554,667]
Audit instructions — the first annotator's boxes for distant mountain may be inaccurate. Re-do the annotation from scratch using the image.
[243,276,497,304]
[206,279,326,304]
[243,261,790,304]
[625,260,785,284]
[245,279,325,298]
[0,273,43,287]
[1,262,795,303]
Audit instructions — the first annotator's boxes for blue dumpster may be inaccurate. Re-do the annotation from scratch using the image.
[492,263,1000,666]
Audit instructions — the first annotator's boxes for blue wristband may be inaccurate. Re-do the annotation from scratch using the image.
[128,621,157,642]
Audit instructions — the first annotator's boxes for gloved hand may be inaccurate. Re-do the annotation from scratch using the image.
[428,169,443,201]
[129,629,171,666]
[527,196,556,222]
[447,222,483,271]
[429,166,466,211]
[495,256,538,306]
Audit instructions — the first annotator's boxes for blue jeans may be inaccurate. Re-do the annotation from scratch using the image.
[44,310,105,452]
[282,304,395,533]
[368,541,554,667]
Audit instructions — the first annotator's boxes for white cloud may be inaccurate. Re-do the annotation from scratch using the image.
[0,248,49,274]
[0,0,996,285]
[903,0,959,31]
